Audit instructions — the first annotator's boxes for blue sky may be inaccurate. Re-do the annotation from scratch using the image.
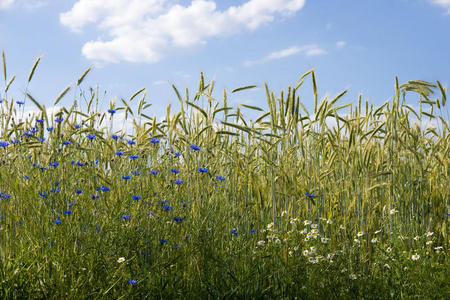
[0,0,449,120]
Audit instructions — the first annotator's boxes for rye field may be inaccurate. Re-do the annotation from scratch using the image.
[0,55,449,299]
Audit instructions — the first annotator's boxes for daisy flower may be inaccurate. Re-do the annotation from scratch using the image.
[411,254,420,261]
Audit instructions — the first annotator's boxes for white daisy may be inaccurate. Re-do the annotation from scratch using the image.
[117,257,125,263]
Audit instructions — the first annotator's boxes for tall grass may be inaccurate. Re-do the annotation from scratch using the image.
[0,55,448,298]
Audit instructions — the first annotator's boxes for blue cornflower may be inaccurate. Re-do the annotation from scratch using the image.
[77,161,85,167]
[163,205,172,211]
[305,192,315,200]
[150,138,159,144]
[30,127,39,133]
[86,133,96,140]
[91,194,99,200]
[75,190,83,194]
[160,239,168,244]
[36,119,44,123]
[54,217,61,225]
[62,141,71,145]
[230,228,238,236]
[190,144,200,151]
[54,181,60,186]
[128,279,137,285]
[0,192,11,199]
[197,167,208,173]
[128,140,136,145]
[122,215,131,220]
[174,179,183,185]
[22,175,30,180]
[174,217,183,223]
[48,241,54,247]
[115,151,124,156]
[90,160,99,165]
[46,126,54,132]
[132,195,141,200]
[171,169,180,174]
[446,212,450,217]
[38,192,47,199]
[250,229,258,233]
[24,130,33,137]
[16,101,25,105]
[150,170,158,175]
[129,155,138,159]
[10,139,19,144]
[174,152,181,157]
[50,188,60,193]
[122,176,131,180]
[108,109,116,114]
[100,185,109,192]
[55,117,64,123]
[64,210,72,215]
[49,161,59,167]
[173,244,181,248]
[74,124,81,129]
[216,176,226,181]
[111,134,119,140]
[0,141,9,147]
[37,137,45,142]
[131,170,141,176]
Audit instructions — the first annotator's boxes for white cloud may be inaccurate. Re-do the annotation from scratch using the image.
[244,44,326,66]
[0,0,14,9]
[60,0,306,63]
[429,0,450,14]
[336,41,346,49]
[304,47,327,56]
[152,80,167,86]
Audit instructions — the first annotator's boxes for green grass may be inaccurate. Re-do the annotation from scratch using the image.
[0,57,449,298]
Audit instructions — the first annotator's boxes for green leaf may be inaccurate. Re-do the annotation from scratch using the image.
[232,85,257,93]
[241,104,264,111]
[130,87,145,101]
[26,93,43,111]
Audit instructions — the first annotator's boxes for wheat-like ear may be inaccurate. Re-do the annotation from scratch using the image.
[28,56,41,83]
[77,67,91,86]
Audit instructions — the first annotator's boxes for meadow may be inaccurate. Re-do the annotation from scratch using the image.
[0,54,449,299]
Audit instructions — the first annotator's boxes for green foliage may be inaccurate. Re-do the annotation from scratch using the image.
[0,56,448,298]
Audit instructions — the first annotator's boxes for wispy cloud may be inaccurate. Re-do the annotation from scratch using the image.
[429,0,450,14]
[336,41,346,49]
[60,0,306,64]
[0,0,47,10]
[152,80,167,86]
[0,0,14,9]
[244,44,326,66]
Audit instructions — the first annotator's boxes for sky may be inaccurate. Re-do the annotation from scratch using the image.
[0,0,449,121]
